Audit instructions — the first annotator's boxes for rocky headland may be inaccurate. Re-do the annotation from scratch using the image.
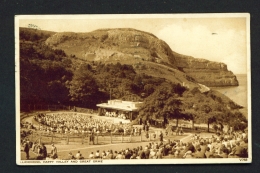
[45,28,239,87]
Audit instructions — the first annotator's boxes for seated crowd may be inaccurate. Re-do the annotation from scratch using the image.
[34,113,142,135]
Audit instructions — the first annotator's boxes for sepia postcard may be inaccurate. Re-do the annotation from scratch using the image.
[15,14,251,165]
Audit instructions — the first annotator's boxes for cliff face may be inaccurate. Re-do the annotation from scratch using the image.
[173,52,239,87]
[45,28,238,87]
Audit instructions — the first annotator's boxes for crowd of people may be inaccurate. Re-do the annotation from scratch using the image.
[177,131,248,158]
[22,128,248,160]
[104,111,129,119]
[20,112,248,160]
[165,125,184,136]
[21,138,58,160]
[60,130,248,160]
[22,127,248,160]
[34,112,145,135]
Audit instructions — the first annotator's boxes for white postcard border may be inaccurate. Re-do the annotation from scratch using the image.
[15,14,252,165]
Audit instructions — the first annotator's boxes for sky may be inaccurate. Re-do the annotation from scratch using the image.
[17,14,250,74]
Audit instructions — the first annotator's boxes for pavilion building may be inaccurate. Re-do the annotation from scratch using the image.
[96,100,143,121]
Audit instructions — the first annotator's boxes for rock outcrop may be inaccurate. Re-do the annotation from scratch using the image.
[173,52,239,86]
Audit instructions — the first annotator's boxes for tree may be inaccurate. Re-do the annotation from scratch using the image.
[163,97,184,127]
[198,105,216,132]
[207,115,217,132]
[138,82,189,125]
[20,58,42,106]
[69,64,98,107]
[181,109,198,129]
[46,80,70,104]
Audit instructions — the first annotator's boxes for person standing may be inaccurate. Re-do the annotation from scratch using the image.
[180,127,184,135]
[176,127,179,136]
[145,131,149,139]
[23,140,30,160]
[159,131,163,142]
[138,127,142,136]
[36,145,44,160]
[50,143,58,159]
[42,143,47,159]
[134,127,138,136]
[139,118,142,125]
[90,132,95,145]
[145,124,149,132]
[171,125,174,135]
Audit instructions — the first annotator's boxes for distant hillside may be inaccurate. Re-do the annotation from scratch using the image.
[45,28,177,67]
[44,28,238,87]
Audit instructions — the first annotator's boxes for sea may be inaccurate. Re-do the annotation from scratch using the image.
[211,74,249,118]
